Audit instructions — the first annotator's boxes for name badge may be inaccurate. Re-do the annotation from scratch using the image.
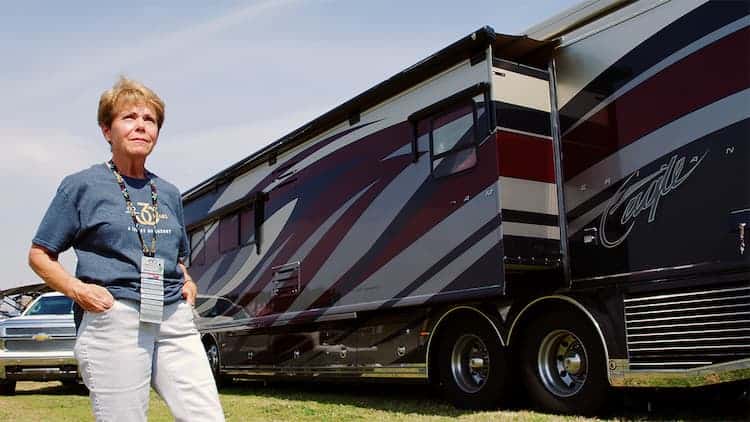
[140,256,165,324]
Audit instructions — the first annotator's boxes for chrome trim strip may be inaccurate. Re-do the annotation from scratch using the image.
[624,286,750,303]
[626,302,750,316]
[610,357,750,388]
[630,344,750,352]
[627,311,750,324]
[627,319,750,331]
[575,263,705,283]
[224,364,427,380]
[629,361,713,367]
[507,295,612,383]
[625,293,750,309]
[424,306,504,381]
[628,335,750,345]
[628,327,750,338]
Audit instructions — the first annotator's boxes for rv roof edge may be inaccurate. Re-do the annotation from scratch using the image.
[181,27,551,204]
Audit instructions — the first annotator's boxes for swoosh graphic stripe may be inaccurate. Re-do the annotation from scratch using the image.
[377,215,501,308]
[559,1,748,133]
[566,89,750,213]
[564,25,750,180]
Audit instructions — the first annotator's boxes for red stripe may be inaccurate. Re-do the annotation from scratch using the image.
[496,131,554,183]
[564,27,750,178]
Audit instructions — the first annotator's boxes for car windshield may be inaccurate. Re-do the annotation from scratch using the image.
[24,296,73,316]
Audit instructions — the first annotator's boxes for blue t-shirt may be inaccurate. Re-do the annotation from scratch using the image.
[33,163,190,313]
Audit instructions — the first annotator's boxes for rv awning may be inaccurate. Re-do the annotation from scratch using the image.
[492,32,557,68]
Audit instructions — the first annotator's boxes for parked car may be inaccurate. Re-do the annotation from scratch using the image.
[0,292,77,394]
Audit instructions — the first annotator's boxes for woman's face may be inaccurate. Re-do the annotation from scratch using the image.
[102,102,159,160]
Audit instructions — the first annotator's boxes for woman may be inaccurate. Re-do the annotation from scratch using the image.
[28,77,225,422]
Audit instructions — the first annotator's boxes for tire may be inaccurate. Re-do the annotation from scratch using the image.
[0,379,16,395]
[204,338,231,388]
[519,309,610,415]
[437,313,509,409]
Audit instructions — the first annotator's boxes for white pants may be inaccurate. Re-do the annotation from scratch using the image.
[74,299,225,422]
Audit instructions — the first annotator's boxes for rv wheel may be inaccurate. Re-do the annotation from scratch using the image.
[204,337,231,388]
[0,379,15,395]
[437,313,509,409]
[519,310,610,415]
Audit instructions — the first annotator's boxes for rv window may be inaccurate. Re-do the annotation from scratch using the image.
[432,147,478,178]
[418,93,487,177]
[219,212,239,253]
[431,103,475,155]
[189,229,206,267]
[240,207,255,245]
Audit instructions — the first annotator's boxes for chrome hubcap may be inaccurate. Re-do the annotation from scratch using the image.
[450,334,490,393]
[538,330,588,397]
[206,343,219,374]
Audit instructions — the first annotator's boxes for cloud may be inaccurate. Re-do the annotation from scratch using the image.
[2,0,308,108]
[0,127,102,181]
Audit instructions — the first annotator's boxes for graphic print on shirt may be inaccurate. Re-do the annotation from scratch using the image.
[124,202,169,226]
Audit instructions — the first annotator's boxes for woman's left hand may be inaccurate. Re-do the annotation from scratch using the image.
[182,278,197,306]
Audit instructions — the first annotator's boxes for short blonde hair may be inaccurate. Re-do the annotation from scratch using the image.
[97,76,165,129]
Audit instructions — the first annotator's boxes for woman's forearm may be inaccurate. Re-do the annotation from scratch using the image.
[28,244,114,312]
[28,244,81,297]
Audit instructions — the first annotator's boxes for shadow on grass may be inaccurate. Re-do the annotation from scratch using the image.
[219,379,750,421]
[221,380,473,418]
[12,379,750,420]
[13,381,88,397]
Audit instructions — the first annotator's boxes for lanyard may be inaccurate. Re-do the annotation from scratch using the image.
[106,160,158,257]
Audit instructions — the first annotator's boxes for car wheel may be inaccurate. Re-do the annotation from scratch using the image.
[0,379,16,395]
[519,309,610,415]
[437,313,509,409]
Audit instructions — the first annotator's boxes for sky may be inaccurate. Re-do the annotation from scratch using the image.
[0,0,579,291]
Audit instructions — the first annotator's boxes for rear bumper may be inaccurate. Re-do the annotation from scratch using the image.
[609,357,750,387]
[0,351,77,381]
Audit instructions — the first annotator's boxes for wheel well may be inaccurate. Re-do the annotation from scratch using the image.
[426,306,503,384]
[507,297,609,363]
[201,333,218,348]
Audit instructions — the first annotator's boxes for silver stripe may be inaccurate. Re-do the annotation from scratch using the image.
[392,228,499,306]
[207,200,298,297]
[326,180,498,310]
[382,143,413,161]
[499,176,558,215]
[209,167,270,213]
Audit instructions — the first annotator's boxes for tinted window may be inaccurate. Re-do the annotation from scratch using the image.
[25,296,73,316]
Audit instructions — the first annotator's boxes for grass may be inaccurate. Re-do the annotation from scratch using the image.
[1,380,748,421]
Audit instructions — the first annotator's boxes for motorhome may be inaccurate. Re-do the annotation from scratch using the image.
[183,0,750,413]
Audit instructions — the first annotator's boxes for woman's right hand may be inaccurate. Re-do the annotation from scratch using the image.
[71,281,115,313]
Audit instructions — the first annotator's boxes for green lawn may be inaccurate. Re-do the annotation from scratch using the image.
[1,381,748,421]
